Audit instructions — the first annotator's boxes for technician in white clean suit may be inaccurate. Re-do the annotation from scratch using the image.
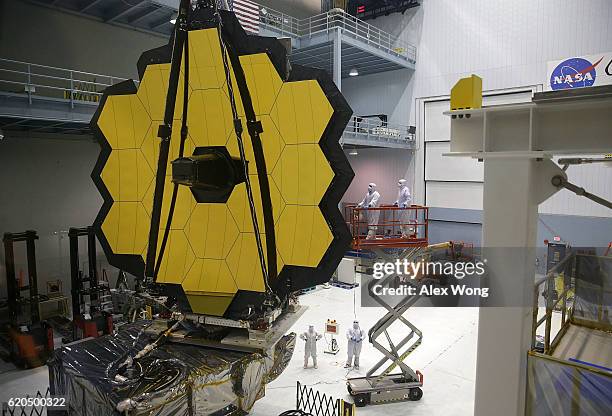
[394,179,413,238]
[301,325,322,369]
[345,321,365,369]
[357,183,381,239]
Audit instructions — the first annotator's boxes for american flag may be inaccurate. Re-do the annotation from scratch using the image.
[229,0,260,34]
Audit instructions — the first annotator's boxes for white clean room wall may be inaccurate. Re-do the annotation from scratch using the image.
[342,148,414,205]
[347,0,612,218]
[422,90,534,210]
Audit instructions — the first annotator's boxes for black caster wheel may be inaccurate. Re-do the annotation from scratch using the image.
[409,387,423,401]
[354,393,370,407]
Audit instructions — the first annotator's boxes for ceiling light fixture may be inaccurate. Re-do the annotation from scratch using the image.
[349,67,359,77]
[349,149,358,156]
[170,15,177,24]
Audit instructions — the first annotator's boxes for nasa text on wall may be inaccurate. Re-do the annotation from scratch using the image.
[546,52,612,91]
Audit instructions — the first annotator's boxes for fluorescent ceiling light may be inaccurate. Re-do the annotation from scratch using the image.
[349,149,358,155]
[349,67,359,76]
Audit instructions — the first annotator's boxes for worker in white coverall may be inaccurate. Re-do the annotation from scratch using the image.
[394,179,413,238]
[357,183,381,239]
[345,321,365,369]
[300,325,322,369]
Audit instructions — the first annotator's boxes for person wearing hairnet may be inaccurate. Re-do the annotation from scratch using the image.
[345,320,365,369]
[394,179,413,238]
[300,325,322,369]
[357,183,381,239]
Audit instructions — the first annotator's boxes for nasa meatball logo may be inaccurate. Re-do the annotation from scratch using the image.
[550,57,603,90]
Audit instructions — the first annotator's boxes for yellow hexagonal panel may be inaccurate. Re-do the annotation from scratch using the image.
[182,259,239,316]
[182,258,237,294]
[142,176,195,229]
[101,201,149,255]
[226,233,268,293]
[227,175,284,232]
[308,80,335,144]
[226,115,285,171]
[101,149,153,202]
[269,83,297,145]
[100,150,119,200]
[270,80,333,145]
[188,28,227,91]
[186,294,234,316]
[155,230,195,284]
[277,205,332,267]
[140,124,195,175]
[188,89,234,148]
[137,63,190,121]
[97,94,150,149]
[185,204,239,259]
[239,53,283,116]
[272,144,334,206]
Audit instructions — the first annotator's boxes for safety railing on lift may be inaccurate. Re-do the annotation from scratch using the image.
[345,205,429,249]
[0,58,133,109]
[259,7,416,63]
[343,115,415,147]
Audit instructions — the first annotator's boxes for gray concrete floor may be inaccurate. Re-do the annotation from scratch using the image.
[251,283,479,415]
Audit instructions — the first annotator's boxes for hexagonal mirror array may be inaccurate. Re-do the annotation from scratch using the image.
[92,26,350,317]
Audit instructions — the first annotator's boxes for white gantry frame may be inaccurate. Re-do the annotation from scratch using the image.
[444,87,612,416]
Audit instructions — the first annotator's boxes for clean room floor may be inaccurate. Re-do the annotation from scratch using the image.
[0,282,480,416]
[251,283,479,416]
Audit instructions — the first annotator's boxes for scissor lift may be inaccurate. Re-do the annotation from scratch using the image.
[345,206,429,406]
[345,206,454,406]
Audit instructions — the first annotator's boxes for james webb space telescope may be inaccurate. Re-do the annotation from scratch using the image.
[49,2,353,413]
[91,0,353,344]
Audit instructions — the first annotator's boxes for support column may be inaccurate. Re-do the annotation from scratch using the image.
[474,158,540,416]
[332,27,341,91]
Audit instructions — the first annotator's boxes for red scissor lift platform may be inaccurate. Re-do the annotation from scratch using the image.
[345,205,429,249]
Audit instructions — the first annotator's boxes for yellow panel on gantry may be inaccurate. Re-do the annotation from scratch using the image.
[97,94,150,150]
[276,205,332,267]
[271,144,334,206]
[92,24,346,317]
[187,28,227,91]
[182,259,237,316]
[137,63,191,121]
[270,80,333,145]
